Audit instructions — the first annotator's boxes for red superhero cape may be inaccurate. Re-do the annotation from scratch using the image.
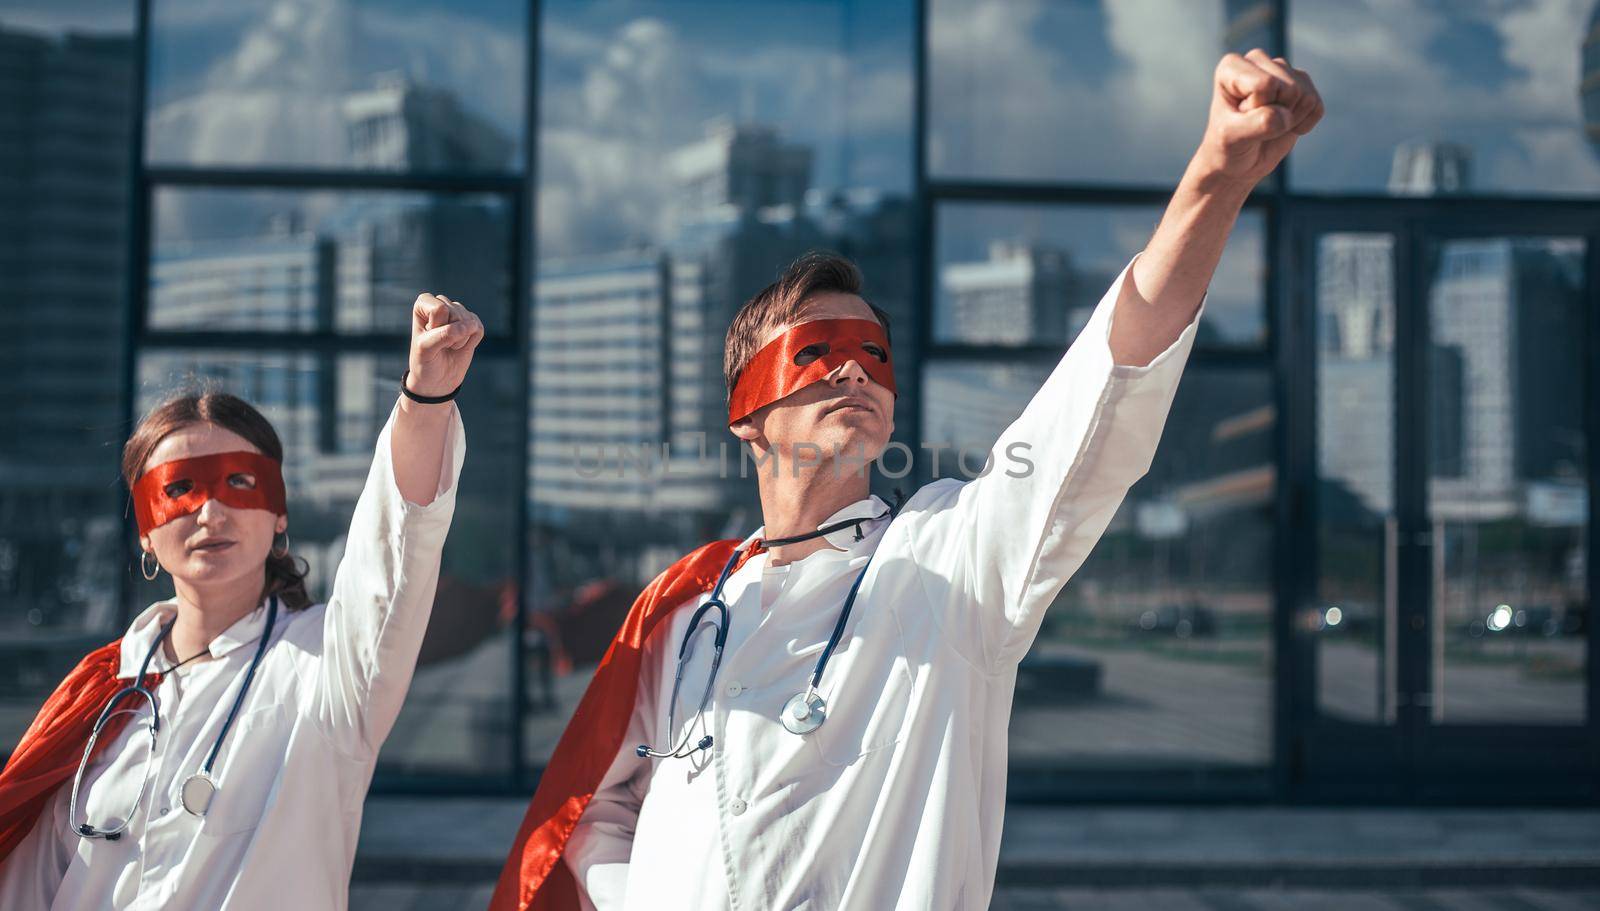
[490,538,758,911]
[0,639,154,867]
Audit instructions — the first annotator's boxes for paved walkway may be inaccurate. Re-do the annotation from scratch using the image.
[351,884,1600,910]
[351,799,1600,905]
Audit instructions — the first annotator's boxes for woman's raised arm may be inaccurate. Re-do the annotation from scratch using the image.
[307,293,484,758]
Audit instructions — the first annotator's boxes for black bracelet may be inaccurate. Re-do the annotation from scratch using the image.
[400,371,462,405]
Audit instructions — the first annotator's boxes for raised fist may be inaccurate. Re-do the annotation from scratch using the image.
[1196,49,1324,187]
[407,293,485,399]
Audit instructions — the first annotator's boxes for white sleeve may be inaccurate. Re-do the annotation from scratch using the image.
[564,743,648,910]
[563,628,663,909]
[909,256,1201,669]
[307,398,466,757]
[0,784,73,909]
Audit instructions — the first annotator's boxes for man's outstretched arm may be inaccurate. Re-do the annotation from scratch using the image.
[908,50,1324,670]
[1114,50,1324,367]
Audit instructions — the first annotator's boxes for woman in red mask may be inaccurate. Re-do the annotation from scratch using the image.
[0,293,484,910]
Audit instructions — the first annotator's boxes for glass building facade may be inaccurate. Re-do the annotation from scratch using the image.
[0,0,1595,802]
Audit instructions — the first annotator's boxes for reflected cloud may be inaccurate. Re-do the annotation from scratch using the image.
[147,0,523,172]
[1292,0,1600,194]
[538,4,911,259]
[927,0,1600,195]
[929,0,1223,183]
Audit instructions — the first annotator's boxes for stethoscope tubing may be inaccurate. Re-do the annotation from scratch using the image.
[71,595,280,837]
[638,505,895,760]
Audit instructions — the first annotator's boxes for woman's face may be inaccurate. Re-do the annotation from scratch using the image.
[138,422,286,590]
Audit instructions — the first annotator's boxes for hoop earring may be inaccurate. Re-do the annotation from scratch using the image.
[141,550,161,581]
[271,532,290,559]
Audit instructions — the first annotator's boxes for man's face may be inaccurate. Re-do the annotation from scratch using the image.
[731,293,896,469]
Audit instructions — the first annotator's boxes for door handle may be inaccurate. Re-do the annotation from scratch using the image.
[1384,517,1399,724]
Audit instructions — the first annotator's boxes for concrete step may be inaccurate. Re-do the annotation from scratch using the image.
[352,799,1600,890]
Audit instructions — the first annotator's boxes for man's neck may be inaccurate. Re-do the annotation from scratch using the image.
[756,457,872,567]
[165,576,265,664]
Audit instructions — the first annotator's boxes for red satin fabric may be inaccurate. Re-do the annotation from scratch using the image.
[490,538,762,911]
[132,451,287,535]
[0,640,155,869]
[727,318,896,425]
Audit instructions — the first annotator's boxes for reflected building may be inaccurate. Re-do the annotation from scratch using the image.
[151,77,512,336]
[1316,234,1396,516]
[345,73,513,173]
[940,241,1081,344]
[530,253,672,516]
[530,121,912,554]
[0,26,134,633]
[669,120,811,216]
[1315,231,1586,527]
[1422,236,1588,641]
[339,76,514,335]
[146,79,517,532]
[1388,140,1471,196]
[151,224,335,331]
[1426,239,1586,525]
[328,195,510,335]
[343,76,512,334]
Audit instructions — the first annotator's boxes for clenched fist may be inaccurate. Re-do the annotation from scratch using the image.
[407,292,485,399]
[1195,49,1324,188]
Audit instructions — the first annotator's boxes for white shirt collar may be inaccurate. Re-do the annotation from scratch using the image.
[741,494,894,555]
[117,597,274,678]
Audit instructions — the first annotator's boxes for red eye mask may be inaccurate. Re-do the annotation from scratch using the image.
[132,451,288,536]
[728,318,896,425]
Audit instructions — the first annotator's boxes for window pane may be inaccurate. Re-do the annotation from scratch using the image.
[929,0,1277,185]
[1314,232,1397,725]
[936,203,1266,348]
[0,11,136,750]
[146,0,525,172]
[151,187,513,335]
[528,0,915,766]
[925,363,1276,771]
[1292,2,1600,196]
[1425,237,1587,725]
[134,351,523,778]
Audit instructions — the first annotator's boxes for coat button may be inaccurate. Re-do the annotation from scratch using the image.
[724,681,744,697]
[730,798,748,816]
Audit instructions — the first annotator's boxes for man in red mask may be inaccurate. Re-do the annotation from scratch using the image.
[494,50,1324,910]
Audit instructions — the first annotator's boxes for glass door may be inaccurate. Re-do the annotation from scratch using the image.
[1291,209,1598,801]
[1408,230,1593,798]
[1293,217,1411,798]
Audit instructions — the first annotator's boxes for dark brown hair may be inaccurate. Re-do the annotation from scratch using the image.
[122,390,312,611]
[724,251,893,403]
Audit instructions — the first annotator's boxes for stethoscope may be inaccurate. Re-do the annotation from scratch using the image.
[636,502,897,761]
[70,596,279,839]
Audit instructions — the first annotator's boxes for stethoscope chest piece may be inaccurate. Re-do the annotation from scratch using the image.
[781,691,827,735]
[181,771,217,817]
